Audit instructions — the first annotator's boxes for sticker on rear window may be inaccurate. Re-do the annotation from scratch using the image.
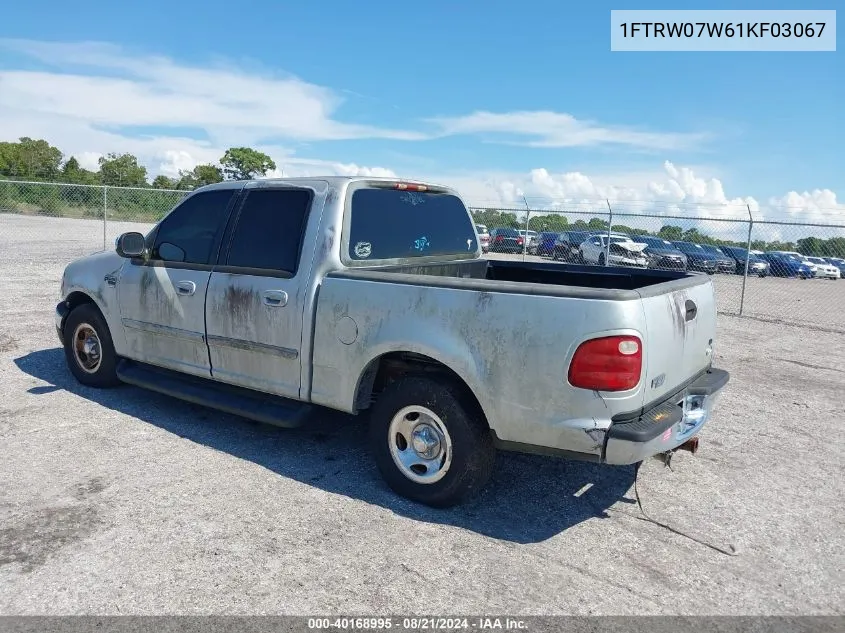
[467,239,473,250]
[354,241,372,258]
[413,236,430,252]
[400,192,427,206]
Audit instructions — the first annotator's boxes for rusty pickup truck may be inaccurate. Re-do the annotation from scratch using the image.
[55,176,729,507]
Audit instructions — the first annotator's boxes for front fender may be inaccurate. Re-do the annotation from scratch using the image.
[60,251,128,355]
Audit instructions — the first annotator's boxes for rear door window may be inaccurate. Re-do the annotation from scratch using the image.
[347,188,477,261]
[225,187,313,275]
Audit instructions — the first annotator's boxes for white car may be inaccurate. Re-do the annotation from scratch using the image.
[805,256,841,279]
[475,224,490,253]
[518,230,539,253]
[580,233,648,267]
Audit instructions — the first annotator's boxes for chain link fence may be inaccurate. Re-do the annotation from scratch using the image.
[0,179,188,254]
[472,203,845,333]
[1,179,843,332]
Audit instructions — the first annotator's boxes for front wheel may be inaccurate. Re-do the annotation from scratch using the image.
[368,375,496,508]
[62,303,121,388]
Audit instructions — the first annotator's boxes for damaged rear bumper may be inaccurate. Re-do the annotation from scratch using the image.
[603,367,730,465]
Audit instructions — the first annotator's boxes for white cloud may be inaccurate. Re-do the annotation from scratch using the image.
[422,161,843,242]
[158,150,200,178]
[0,37,711,176]
[0,38,424,178]
[76,151,102,172]
[430,110,706,151]
[0,39,424,144]
[0,38,840,243]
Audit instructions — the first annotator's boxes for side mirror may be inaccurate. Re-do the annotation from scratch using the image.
[116,232,146,258]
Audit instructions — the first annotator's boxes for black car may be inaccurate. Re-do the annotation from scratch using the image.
[552,230,591,262]
[633,236,688,270]
[719,245,770,277]
[697,244,736,273]
[671,241,719,274]
[489,227,524,253]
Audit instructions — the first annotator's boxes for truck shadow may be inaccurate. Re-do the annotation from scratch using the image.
[15,348,635,544]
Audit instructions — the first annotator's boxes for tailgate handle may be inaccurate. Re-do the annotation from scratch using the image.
[685,299,697,321]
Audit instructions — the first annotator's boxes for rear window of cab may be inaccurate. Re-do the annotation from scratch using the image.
[347,188,477,261]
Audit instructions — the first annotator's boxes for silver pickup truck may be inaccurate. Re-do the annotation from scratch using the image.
[55,176,729,507]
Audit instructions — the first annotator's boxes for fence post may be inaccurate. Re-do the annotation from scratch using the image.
[103,185,108,251]
[522,196,531,261]
[604,199,613,266]
[739,204,753,316]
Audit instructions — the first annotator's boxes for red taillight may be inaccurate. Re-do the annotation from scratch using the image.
[395,183,428,191]
[517,237,524,245]
[495,235,504,243]
[568,335,642,392]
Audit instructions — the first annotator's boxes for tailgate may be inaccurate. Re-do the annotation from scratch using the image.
[639,276,717,405]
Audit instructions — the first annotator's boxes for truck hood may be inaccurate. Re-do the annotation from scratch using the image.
[62,250,125,296]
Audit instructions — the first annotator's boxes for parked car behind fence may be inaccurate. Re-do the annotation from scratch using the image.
[475,224,490,253]
[823,257,845,276]
[758,252,814,279]
[552,231,592,262]
[489,227,524,253]
[631,236,688,271]
[671,241,719,274]
[805,256,841,280]
[719,246,770,277]
[696,244,736,274]
[533,231,560,257]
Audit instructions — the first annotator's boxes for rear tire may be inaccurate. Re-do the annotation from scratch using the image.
[368,375,496,508]
[62,303,121,388]
[598,253,606,266]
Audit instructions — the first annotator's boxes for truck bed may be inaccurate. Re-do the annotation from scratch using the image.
[330,258,703,297]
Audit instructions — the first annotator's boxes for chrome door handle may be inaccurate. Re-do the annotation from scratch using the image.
[176,281,196,296]
[262,290,288,307]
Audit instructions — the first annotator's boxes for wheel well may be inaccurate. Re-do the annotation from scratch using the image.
[65,291,96,312]
[354,352,485,419]
[62,292,104,333]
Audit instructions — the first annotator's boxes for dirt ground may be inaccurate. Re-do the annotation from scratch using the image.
[1,214,843,615]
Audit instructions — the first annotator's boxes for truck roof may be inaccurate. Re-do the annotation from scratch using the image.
[194,175,457,194]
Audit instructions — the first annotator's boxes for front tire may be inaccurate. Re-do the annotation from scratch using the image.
[62,303,121,388]
[368,375,496,508]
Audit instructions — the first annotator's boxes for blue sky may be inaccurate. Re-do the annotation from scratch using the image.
[0,0,842,219]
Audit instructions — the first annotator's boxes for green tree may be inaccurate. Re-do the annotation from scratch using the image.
[682,227,704,243]
[61,156,100,185]
[152,175,178,189]
[177,163,224,189]
[220,147,276,180]
[528,214,568,232]
[657,224,683,240]
[98,153,148,187]
[587,217,609,231]
[0,137,63,180]
[796,236,825,256]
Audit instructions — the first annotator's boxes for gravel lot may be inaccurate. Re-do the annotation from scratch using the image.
[1,214,843,615]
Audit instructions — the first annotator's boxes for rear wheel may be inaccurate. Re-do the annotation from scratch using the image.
[62,303,121,388]
[598,253,606,266]
[368,375,496,507]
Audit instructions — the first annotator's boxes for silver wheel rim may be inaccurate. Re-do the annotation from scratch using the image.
[388,405,453,484]
[72,322,102,374]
